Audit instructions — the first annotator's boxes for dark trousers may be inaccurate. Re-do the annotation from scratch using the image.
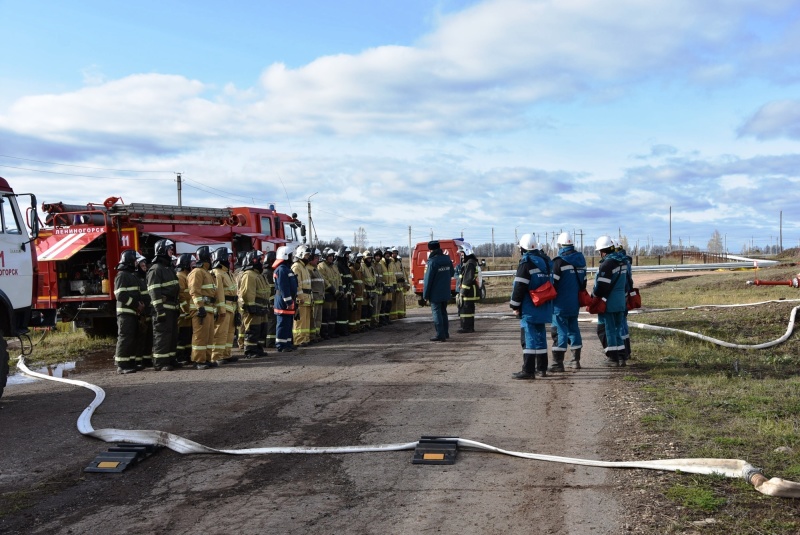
[152,309,179,366]
[430,301,449,339]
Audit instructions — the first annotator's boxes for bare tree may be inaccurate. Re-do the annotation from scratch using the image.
[353,227,368,250]
[707,229,724,253]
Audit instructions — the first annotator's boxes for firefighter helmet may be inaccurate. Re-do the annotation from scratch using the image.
[460,243,475,257]
[295,244,312,261]
[265,250,276,266]
[373,249,383,258]
[595,235,615,253]
[211,247,230,269]
[175,253,193,272]
[557,232,573,246]
[243,250,263,271]
[196,246,212,265]
[236,250,247,268]
[519,233,537,251]
[135,252,147,267]
[118,249,138,271]
[153,239,175,261]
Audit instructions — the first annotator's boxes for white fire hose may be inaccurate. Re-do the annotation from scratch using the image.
[14,354,800,498]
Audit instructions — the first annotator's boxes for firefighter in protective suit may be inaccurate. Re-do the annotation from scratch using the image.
[456,244,480,334]
[147,239,180,370]
[318,248,341,339]
[309,249,325,342]
[273,245,298,352]
[134,253,153,370]
[361,250,377,330]
[335,247,353,335]
[381,248,396,324]
[349,252,364,333]
[114,250,144,374]
[292,244,314,346]
[211,247,239,364]
[175,253,194,364]
[238,250,268,358]
[188,246,217,369]
[372,249,387,326]
[391,248,409,319]
[509,234,553,379]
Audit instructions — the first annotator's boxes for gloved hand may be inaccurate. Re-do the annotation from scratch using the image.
[197,306,207,319]
[234,311,242,327]
[456,294,463,307]
[136,302,145,315]
[155,307,167,323]
[294,309,300,321]
[214,311,219,322]
[418,298,428,307]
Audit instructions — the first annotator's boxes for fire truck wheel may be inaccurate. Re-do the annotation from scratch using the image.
[0,334,8,400]
[84,317,117,339]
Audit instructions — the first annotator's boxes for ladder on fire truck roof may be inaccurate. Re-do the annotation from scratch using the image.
[108,203,233,224]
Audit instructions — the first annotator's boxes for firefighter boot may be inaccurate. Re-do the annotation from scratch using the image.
[536,354,548,377]
[618,349,627,367]
[549,350,566,372]
[624,338,632,361]
[512,355,536,380]
[568,348,582,370]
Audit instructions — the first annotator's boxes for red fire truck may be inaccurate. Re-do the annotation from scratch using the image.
[34,197,303,336]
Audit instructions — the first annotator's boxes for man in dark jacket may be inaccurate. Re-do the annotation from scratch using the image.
[422,240,454,342]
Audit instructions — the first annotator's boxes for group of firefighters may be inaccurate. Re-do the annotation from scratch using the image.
[113,239,412,373]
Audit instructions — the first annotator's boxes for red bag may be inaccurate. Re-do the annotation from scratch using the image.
[578,288,592,307]
[627,288,641,310]
[529,281,557,306]
[585,295,607,314]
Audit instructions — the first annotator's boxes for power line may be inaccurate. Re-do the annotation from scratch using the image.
[0,164,169,181]
[0,154,165,173]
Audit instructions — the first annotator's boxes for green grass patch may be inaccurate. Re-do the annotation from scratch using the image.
[10,328,115,370]
[665,483,727,512]
[626,264,800,532]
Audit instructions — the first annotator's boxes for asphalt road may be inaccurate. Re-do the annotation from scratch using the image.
[1,303,629,534]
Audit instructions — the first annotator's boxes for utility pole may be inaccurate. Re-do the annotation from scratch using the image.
[408,226,412,257]
[491,227,495,267]
[780,211,783,253]
[307,192,317,248]
[176,172,182,206]
[669,206,672,251]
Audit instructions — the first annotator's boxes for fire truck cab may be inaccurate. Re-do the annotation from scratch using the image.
[0,176,41,398]
[34,198,302,336]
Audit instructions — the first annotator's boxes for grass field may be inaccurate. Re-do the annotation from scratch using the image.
[628,263,800,533]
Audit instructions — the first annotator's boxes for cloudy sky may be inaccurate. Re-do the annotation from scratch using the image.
[2,0,799,253]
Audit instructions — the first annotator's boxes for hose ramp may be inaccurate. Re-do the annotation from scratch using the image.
[15,356,800,498]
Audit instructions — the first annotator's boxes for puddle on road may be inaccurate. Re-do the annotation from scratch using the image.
[7,351,114,386]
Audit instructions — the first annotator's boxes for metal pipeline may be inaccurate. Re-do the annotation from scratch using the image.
[13,356,800,498]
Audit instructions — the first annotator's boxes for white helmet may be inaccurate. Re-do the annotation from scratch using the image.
[295,244,311,261]
[276,246,288,261]
[595,235,615,253]
[557,232,573,246]
[519,233,537,251]
[460,243,474,257]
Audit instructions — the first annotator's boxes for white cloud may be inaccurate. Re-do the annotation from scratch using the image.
[739,99,800,140]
